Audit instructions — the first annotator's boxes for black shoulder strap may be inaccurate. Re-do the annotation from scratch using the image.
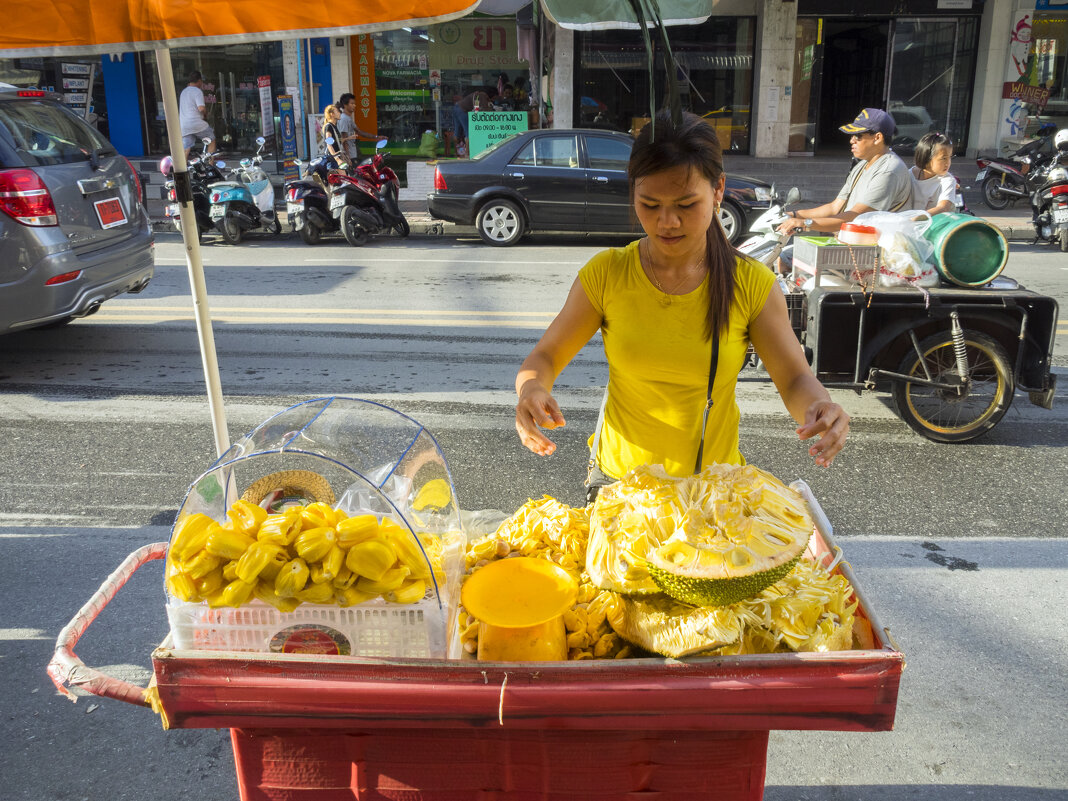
[693,327,720,474]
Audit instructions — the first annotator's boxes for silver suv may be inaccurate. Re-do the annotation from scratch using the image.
[0,87,153,333]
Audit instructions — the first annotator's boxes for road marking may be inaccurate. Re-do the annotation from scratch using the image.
[300,257,583,265]
[87,309,553,328]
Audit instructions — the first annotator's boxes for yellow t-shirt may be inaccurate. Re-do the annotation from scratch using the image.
[579,239,777,479]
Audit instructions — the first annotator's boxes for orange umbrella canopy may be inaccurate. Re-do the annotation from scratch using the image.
[0,0,481,56]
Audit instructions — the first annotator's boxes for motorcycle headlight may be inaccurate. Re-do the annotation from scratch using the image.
[1048,167,1068,183]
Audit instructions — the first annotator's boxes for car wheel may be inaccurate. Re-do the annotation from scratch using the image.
[298,217,321,245]
[718,202,744,244]
[219,216,243,245]
[476,199,525,246]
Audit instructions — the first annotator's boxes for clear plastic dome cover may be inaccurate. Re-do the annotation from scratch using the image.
[171,397,465,609]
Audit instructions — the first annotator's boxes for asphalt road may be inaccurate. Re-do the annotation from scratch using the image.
[1,233,1066,800]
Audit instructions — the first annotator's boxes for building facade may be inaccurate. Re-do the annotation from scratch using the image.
[0,1,1057,162]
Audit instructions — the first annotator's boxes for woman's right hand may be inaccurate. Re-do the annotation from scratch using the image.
[515,385,566,456]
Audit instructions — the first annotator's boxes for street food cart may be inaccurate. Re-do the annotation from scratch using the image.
[49,398,903,801]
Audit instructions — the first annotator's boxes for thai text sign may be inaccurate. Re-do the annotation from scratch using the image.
[468,110,528,158]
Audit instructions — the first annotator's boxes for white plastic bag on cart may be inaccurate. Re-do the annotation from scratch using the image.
[854,210,939,288]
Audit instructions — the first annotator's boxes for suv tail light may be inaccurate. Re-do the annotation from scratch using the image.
[122,156,143,205]
[434,168,447,192]
[0,168,58,226]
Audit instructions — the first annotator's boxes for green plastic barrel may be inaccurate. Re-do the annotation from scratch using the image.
[921,213,1008,287]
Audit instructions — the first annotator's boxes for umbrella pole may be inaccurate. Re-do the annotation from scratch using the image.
[155,47,231,458]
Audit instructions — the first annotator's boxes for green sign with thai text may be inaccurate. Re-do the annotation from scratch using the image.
[467,111,529,158]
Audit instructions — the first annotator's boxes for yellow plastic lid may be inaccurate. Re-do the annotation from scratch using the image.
[461,557,578,628]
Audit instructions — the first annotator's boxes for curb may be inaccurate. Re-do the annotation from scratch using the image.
[149,212,469,238]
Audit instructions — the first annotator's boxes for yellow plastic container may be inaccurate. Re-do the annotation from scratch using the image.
[460,557,578,661]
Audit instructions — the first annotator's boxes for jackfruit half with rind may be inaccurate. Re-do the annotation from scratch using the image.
[588,463,813,605]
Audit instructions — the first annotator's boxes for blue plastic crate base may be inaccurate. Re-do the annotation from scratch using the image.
[792,235,880,289]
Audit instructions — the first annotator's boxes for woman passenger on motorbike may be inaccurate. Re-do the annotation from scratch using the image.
[514,111,850,501]
[322,105,349,171]
[910,132,961,215]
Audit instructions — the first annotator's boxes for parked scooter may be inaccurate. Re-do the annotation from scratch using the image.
[975,121,1057,210]
[285,149,344,245]
[206,137,281,244]
[160,138,225,242]
[1029,129,1068,251]
[327,139,410,246]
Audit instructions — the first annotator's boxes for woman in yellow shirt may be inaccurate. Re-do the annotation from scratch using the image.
[515,111,850,499]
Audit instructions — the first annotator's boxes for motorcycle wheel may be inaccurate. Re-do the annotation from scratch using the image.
[341,206,369,247]
[1060,228,1068,252]
[270,216,282,236]
[891,329,1013,443]
[392,217,411,237]
[981,176,1012,210]
[219,216,243,245]
[299,217,321,245]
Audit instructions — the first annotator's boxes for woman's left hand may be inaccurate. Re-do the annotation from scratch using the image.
[795,400,850,467]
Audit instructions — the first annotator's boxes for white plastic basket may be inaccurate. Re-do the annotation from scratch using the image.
[166,596,446,658]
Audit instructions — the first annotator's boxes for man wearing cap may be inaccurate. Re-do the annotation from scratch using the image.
[777,108,912,236]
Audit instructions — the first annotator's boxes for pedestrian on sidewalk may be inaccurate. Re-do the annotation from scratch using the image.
[336,92,379,165]
[179,71,216,160]
[452,90,491,157]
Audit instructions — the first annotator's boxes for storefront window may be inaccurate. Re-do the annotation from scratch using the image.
[368,19,533,157]
[141,44,285,156]
[1033,15,1068,127]
[0,56,109,139]
[577,18,755,152]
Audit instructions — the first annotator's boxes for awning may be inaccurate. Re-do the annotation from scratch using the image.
[539,0,711,30]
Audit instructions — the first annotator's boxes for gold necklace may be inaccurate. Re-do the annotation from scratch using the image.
[643,239,706,306]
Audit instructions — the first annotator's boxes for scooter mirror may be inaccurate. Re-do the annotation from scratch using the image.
[256,136,266,146]
[376,138,389,149]
[293,159,304,167]
[785,187,801,205]
[215,161,226,169]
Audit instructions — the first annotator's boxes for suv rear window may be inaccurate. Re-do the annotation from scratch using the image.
[0,97,114,168]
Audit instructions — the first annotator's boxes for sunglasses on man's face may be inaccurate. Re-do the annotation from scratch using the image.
[850,130,876,140]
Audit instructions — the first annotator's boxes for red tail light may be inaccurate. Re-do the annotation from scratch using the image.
[45,270,82,286]
[211,192,221,203]
[167,186,176,202]
[122,156,142,204]
[434,168,447,192]
[286,187,300,202]
[0,168,58,226]
[17,90,46,98]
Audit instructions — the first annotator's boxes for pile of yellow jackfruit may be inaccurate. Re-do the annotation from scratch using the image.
[458,496,633,660]
[165,499,442,610]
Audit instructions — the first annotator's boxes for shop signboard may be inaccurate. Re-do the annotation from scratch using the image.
[257,76,274,139]
[467,110,527,157]
[61,62,90,75]
[278,95,298,181]
[428,19,528,72]
[353,34,378,132]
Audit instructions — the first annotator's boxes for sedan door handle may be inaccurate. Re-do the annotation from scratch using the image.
[593,175,609,183]
[510,172,525,180]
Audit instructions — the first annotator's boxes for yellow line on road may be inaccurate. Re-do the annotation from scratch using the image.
[87,311,551,328]
[105,305,555,317]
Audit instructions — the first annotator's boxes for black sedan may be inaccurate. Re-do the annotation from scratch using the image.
[427,128,774,246]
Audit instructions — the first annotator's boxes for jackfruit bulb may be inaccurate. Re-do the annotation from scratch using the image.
[587,463,812,606]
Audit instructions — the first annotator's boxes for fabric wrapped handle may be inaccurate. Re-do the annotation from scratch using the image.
[47,542,169,707]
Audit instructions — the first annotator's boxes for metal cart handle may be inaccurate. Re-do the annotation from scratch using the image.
[47,542,169,707]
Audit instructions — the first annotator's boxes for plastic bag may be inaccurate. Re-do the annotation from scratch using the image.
[416,130,439,158]
[853,210,939,288]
